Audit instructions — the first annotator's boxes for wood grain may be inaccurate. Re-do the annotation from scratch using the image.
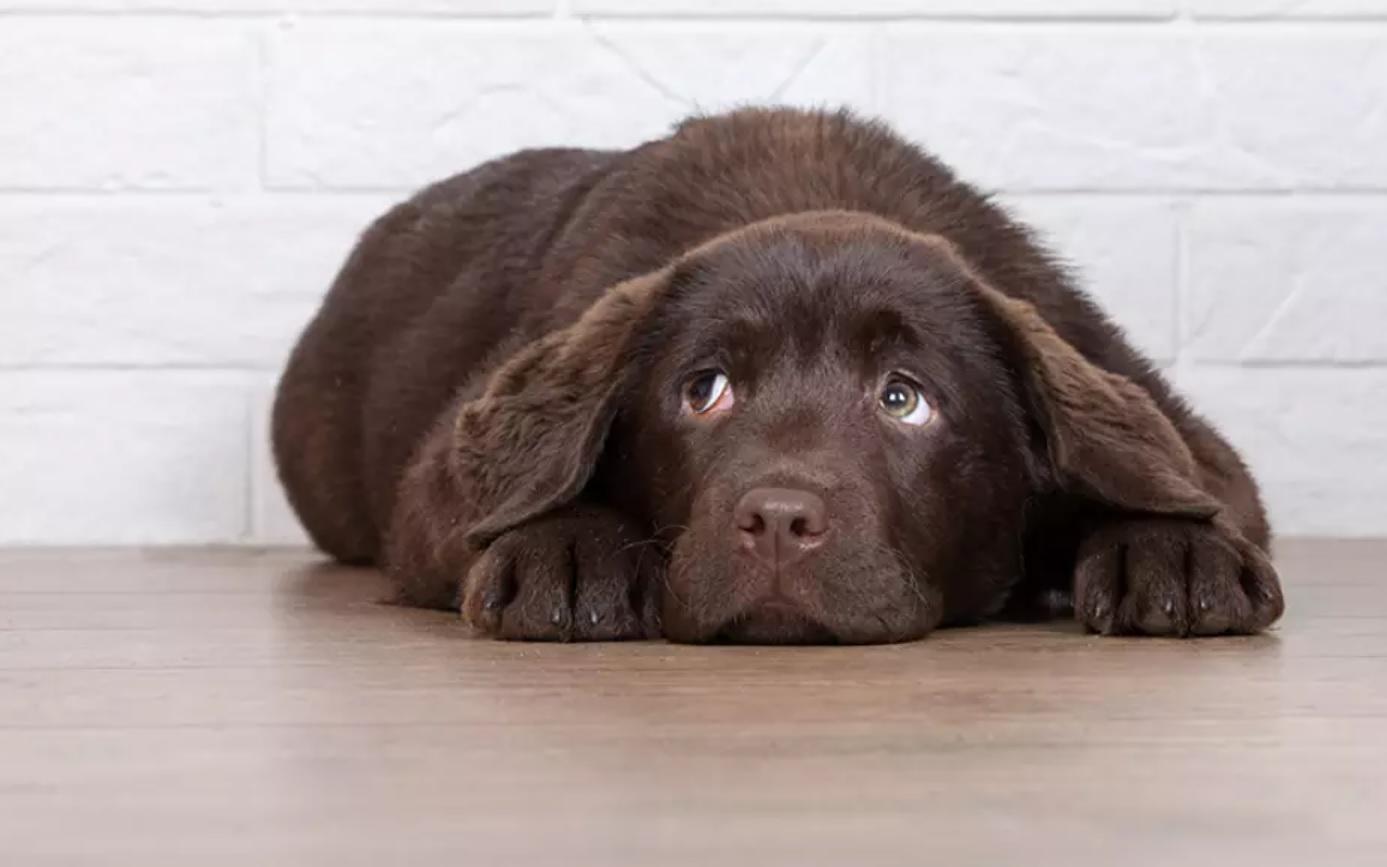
[1,541,1384,866]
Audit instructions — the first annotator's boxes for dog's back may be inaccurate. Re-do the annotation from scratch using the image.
[272,148,616,561]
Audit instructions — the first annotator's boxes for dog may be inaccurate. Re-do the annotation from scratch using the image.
[272,107,1284,644]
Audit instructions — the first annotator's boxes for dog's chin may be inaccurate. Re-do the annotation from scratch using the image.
[712,601,837,645]
[660,543,943,644]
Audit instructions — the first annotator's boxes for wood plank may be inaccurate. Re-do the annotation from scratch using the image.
[0,540,1384,866]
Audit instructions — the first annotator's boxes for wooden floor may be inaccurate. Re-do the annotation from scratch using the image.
[1,541,1384,866]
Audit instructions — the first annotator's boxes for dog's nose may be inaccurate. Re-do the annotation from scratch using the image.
[734,487,828,567]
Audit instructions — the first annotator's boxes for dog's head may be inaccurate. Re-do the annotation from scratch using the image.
[456,212,1217,643]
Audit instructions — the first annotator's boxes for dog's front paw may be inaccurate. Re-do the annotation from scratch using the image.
[460,507,661,641]
[1074,518,1283,637]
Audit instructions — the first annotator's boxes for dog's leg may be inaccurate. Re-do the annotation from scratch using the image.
[382,408,660,641]
[1073,414,1284,637]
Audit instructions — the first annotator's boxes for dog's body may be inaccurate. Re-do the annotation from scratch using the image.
[274,108,1283,643]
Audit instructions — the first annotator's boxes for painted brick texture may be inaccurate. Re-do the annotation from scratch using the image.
[2,1,1382,543]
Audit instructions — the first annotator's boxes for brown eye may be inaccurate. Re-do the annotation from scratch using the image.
[879,377,932,426]
[683,371,733,415]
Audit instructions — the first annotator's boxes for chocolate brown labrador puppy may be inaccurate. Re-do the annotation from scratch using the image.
[273,107,1284,644]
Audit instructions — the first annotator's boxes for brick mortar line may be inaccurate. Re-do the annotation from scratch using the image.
[0,9,553,20]
[568,13,1387,25]
[4,11,1387,26]
[1173,196,1191,370]
[255,23,271,194]
[6,190,1387,201]
[0,189,402,199]
[4,362,1387,376]
[242,385,256,543]
[0,367,278,376]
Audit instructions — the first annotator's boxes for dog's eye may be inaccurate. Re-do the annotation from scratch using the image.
[683,371,734,415]
[879,377,932,426]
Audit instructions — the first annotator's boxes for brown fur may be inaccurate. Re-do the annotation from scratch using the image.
[273,107,1283,643]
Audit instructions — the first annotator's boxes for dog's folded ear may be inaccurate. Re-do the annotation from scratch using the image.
[941,245,1220,520]
[452,268,672,546]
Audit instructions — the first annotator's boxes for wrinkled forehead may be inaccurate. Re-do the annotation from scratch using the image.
[649,222,998,379]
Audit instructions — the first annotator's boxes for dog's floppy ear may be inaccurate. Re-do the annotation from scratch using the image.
[453,267,671,546]
[929,240,1220,519]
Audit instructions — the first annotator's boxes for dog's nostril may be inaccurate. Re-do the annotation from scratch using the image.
[789,516,809,537]
[740,513,767,536]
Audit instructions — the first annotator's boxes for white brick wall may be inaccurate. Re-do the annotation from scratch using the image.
[2,1,1383,544]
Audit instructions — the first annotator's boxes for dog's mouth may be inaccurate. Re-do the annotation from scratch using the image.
[711,596,837,644]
